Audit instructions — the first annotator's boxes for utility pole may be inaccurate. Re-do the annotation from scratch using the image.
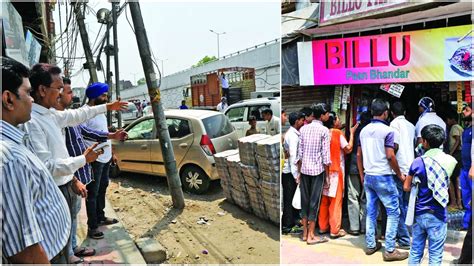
[129,2,185,209]
[112,1,122,128]
[74,2,98,105]
[106,22,113,127]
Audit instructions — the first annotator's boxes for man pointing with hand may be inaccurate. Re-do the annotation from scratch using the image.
[21,64,127,263]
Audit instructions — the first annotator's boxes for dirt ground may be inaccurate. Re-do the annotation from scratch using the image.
[107,173,280,264]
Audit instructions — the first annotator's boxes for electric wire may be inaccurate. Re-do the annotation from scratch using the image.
[125,3,162,87]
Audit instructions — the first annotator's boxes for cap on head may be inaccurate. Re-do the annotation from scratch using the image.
[86,82,109,99]
[418,97,435,110]
[221,96,227,102]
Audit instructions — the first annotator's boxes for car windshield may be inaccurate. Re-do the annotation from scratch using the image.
[202,114,233,139]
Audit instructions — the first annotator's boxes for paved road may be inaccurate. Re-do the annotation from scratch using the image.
[281,229,466,264]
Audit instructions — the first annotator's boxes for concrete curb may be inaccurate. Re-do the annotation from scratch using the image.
[76,198,147,264]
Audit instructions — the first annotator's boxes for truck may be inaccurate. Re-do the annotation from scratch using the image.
[190,67,256,109]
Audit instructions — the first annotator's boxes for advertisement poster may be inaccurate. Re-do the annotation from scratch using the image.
[1,2,28,66]
[379,83,405,98]
[298,25,473,86]
[25,30,42,67]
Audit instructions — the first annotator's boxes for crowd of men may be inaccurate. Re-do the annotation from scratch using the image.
[1,57,129,264]
[282,97,472,264]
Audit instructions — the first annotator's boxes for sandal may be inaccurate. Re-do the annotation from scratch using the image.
[88,229,104,239]
[306,235,329,245]
[99,217,119,225]
[330,229,347,239]
[69,255,85,264]
[74,247,96,257]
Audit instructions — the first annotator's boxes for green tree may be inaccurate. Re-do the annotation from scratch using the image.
[193,55,217,67]
[137,77,146,85]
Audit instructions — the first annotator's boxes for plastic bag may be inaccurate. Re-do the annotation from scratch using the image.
[292,184,301,209]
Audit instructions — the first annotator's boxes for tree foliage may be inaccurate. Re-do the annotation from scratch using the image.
[137,77,146,85]
[193,55,217,67]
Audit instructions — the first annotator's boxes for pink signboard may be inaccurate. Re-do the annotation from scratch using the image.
[319,0,408,26]
[298,25,473,86]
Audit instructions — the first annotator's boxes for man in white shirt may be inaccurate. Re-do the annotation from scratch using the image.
[415,97,446,147]
[219,72,230,102]
[262,108,280,136]
[282,112,305,234]
[216,97,228,112]
[83,82,122,239]
[390,102,414,249]
[22,64,127,252]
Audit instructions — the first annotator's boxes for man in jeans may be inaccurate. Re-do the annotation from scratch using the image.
[357,99,408,261]
[83,82,120,239]
[403,125,457,265]
[57,78,127,261]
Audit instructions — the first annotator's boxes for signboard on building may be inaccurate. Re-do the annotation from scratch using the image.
[1,2,28,66]
[298,25,473,86]
[319,0,428,26]
[25,30,42,66]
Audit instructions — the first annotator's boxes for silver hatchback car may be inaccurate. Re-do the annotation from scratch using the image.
[111,109,238,194]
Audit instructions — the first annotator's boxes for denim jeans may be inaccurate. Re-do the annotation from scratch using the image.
[460,169,472,229]
[408,212,447,265]
[86,161,110,230]
[394,177,411,246]
[97,161,110,222]
[364,174,400,252]
[69,194,81,256]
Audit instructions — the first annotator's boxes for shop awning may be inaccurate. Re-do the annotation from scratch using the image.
[300,2,472,38]
[282,3,319,41]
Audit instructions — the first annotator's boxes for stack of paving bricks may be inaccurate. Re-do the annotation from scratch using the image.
[239,134,271,220]
[214,149,239,203]
[241,164,267,219]
[256,135,281,224]
[215,134,280,224]
[238,134,271,166]
[226,154,251,212]
[232,79,255,100]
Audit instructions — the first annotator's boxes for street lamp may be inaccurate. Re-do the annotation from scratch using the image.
[209,29,226,59]
[156,58,168,76]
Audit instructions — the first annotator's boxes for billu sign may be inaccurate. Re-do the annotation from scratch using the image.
[297,25,473,86]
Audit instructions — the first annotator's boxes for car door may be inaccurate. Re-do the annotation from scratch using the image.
[224,105,248,139]
[248,104,271,134]
[115,118,154,174]
[151,117,194,175]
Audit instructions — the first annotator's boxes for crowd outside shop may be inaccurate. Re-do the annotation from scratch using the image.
[281,1,472,264]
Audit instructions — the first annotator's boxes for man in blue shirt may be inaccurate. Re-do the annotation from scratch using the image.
[1,56,71,263]
[403,125,457,265]
[179,100,189,109]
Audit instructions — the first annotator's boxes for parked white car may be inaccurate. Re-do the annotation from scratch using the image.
[224,97,280,139]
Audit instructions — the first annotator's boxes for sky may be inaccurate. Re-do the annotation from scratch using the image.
[53,0,280,87]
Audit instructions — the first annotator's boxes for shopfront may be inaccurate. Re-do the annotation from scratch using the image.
[293,24,472,128]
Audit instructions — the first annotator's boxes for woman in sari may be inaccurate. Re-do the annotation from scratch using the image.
[318,112,358,238]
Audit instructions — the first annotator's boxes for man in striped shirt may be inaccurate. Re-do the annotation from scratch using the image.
[297,103,331,245]
[1,56,70,263]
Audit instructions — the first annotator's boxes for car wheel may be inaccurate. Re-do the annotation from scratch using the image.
[180,165,210,194]
[109,163,121,179]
